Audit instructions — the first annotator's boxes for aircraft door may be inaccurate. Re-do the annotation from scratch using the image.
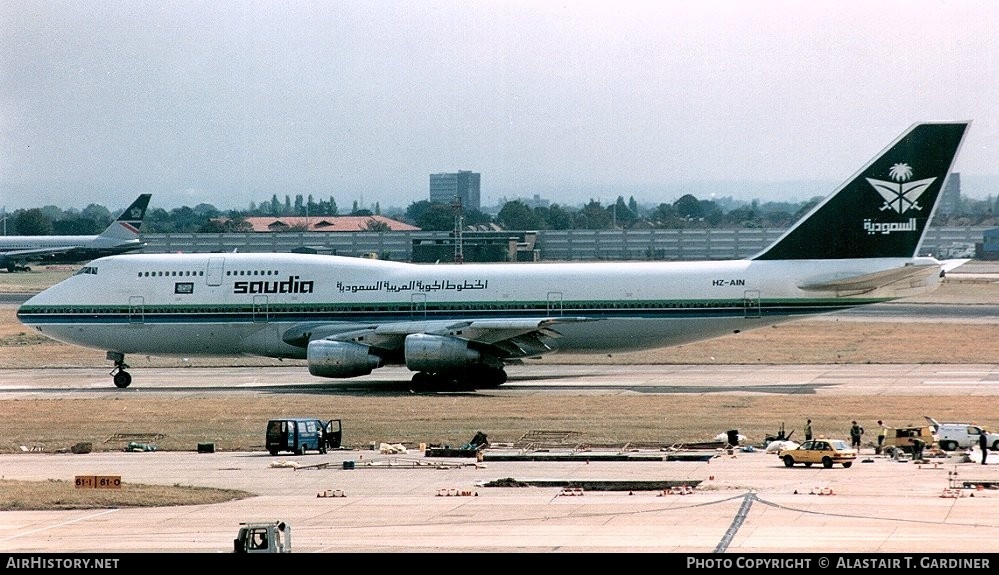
[253,295,268,323]
[547,292,563,316]
[206,257,225,286]
[128,296,144,325]
[411,293,426,319]
[743,290,761,318]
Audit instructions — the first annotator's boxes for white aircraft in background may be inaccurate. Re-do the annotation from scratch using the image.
[18,123,968,389]
[0,194,152,272]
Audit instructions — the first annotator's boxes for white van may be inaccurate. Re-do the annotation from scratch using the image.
[925,417,999,451]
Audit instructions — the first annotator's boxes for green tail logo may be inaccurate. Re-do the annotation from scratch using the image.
[754,122,969,260]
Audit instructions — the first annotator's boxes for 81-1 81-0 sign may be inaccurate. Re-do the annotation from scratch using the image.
[75,475,122,489]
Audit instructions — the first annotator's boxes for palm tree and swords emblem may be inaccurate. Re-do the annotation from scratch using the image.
[866,163,936,214]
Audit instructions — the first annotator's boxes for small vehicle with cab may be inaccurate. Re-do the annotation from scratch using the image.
[265,418,342,456]
[233,520,290,553]
[925,417,999,452]
[778,438,857,469]
[879,424,937,458]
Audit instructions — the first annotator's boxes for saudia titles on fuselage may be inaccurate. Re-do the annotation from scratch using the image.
[233,275,315,294]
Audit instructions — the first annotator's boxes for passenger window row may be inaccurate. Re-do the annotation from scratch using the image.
[135,269,282,278]
[225,270,280,276]
[137,270,205,277]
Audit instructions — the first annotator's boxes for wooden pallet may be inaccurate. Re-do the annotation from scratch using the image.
[104,433,166,444]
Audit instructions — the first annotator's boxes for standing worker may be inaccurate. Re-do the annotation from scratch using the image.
[980,431,989,465]
[912,437,926,461]
[850,421,864,451]
[877,420,887,454]
[804,419,813,441]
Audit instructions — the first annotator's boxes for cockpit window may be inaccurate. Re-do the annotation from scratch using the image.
[75,266,98,276]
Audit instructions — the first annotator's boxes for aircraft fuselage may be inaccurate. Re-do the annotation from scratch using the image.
[17,252,941,359]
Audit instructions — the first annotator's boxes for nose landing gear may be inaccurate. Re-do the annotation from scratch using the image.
[107,351,132,389]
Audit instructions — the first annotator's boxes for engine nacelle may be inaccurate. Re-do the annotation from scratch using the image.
[307,340,383,378]
[404,334,481,372]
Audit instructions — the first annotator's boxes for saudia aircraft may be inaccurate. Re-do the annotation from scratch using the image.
[0,194,152,272]
[17,123,968,389]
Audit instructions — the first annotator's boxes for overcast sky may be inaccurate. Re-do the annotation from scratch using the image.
[2,0,996,214]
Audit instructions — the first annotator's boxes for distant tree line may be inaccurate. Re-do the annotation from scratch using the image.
[4,191,998,235]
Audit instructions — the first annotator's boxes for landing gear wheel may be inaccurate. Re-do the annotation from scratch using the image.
[112,369,132,388]
[411,371,459,388]
[472,366,507,387]
[108,352,131,389]
[452,366,509,389]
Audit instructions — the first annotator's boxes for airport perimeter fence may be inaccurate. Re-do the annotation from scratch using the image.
[140,226,989,262]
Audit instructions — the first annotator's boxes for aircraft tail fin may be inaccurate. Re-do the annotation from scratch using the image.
[752,122,969,261]
[99,194,152,241]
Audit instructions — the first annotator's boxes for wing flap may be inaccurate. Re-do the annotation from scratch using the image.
[447,317,596,345]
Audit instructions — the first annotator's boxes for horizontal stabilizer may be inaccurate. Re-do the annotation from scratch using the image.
[940,259,971,273]
[797,264,940,293]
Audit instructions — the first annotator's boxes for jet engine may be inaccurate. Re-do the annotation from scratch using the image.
[404,334,481,372]
[307,340,383,378]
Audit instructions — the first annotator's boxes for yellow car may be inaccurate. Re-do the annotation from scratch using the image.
[778,439,857,469]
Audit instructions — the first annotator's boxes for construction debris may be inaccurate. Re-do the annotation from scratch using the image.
[479,478,702,492]
[425,431,489,458]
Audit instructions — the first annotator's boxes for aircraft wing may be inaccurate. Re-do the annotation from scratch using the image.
[285,316,599,360]
[1,246,76,259]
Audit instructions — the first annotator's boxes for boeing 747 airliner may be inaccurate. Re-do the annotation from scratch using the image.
[17,123,968,388]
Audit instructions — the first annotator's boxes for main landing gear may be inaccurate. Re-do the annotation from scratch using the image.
[107,351,132,388]
[411,366,508,389]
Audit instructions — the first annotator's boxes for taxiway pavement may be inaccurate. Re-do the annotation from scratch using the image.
[3,364,999,554]
[2,442,998,554]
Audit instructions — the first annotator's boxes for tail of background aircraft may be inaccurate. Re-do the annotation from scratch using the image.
[98,194,152,241]
[753,122,969,261]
